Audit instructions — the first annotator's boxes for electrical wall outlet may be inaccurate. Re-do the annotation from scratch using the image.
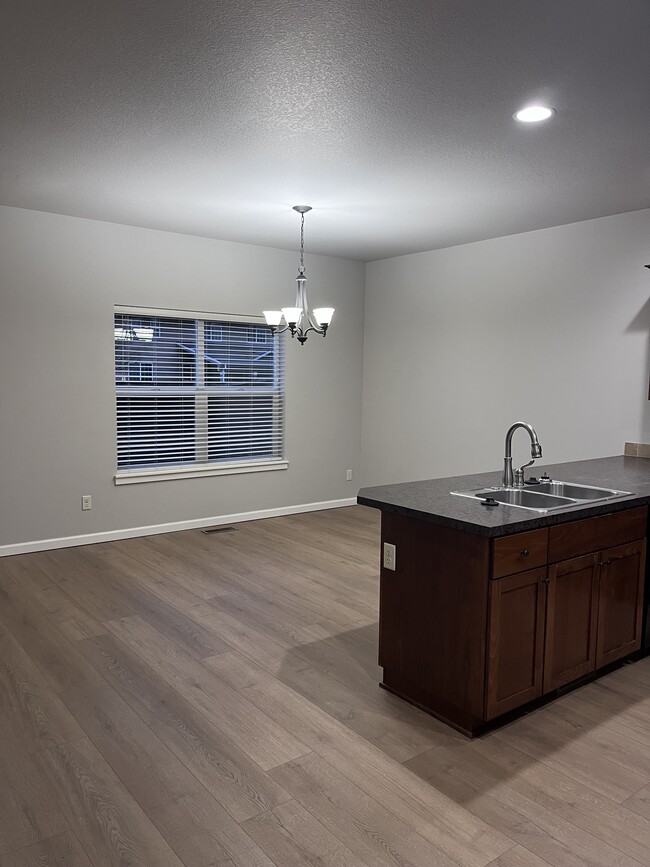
[383,542,396,571]
[81,495,92,511]
[346,468,353,481]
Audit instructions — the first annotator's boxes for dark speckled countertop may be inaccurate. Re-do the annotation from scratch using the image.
[357,456,650,538]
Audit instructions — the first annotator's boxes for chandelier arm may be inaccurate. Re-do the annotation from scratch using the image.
[304,310,320,331]
[271,322,328,343]
[300,324,326,337]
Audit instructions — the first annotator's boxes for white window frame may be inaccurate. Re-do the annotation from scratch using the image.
[114,305,288,485]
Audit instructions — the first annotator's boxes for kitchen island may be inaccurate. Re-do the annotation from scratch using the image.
[357,455,650,736]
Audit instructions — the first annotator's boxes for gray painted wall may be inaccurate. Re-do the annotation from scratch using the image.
[362,209,650,486]
[0,206,365,547]
[4,205,649,549]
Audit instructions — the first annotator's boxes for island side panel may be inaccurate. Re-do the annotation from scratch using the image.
[643,509,650,652]
[378,510,491,735]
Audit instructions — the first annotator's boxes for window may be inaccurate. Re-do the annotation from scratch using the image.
[127,361,154,383]
[114,308,286,483]
[114,318,158,342]
[253,326,270,343]
[205,323,223,342]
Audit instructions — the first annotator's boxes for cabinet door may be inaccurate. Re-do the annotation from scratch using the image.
[596,539,646,668]
[543,553,599,693]
[485,568,546,720]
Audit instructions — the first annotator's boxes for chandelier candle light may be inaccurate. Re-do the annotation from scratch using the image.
[263,205,335,345]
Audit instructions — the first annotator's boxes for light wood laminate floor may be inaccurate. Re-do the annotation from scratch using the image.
[1,505,650,866]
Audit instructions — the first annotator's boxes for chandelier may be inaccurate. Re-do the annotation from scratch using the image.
[263,206,334,345]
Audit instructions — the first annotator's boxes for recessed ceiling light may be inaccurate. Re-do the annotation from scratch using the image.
[514,105,555,123]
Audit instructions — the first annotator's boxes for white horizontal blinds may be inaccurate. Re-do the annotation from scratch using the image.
[205,321,284,462]
[115,313,284,471]
[117,395,197,467]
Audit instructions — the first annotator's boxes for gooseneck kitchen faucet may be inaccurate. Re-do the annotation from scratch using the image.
[503,422,542,488]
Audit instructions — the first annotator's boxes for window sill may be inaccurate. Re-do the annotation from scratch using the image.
[115,459,289,485]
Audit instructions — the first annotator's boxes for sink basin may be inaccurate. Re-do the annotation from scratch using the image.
[477,489,576,509]
[451,487,577,512]
[450,479,631,513]
[531,482,626,500]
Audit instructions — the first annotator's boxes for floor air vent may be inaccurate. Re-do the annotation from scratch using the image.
[201,526,236,535]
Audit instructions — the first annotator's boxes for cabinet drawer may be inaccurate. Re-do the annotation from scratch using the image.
[492,528,549,578]
[548,507,647,563]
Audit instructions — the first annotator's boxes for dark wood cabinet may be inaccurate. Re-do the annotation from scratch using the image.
[485,567,546,719]
[596,540,646,667]
[378,505,647,736]
[486,538,646,716]
[543,553,599,692]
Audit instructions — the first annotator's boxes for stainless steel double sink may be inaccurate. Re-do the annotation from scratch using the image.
[451,480,632,512]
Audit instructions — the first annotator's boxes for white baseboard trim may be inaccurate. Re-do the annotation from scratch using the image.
[0,498,358,558]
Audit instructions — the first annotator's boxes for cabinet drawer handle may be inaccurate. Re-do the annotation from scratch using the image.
[521,549,529,558]
[599,559,611,567]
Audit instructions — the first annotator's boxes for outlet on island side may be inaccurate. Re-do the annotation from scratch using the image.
[81,495,92,511]
[383,542,396,571]
[346,468,353,481]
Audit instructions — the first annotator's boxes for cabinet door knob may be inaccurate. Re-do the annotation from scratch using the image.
[543,577,550,584]
[521,549,529,558]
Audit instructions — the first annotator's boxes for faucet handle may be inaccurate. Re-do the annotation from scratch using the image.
[514,458,536,487]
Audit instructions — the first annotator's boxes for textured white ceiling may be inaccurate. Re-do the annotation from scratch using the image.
[1,0,649,261]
